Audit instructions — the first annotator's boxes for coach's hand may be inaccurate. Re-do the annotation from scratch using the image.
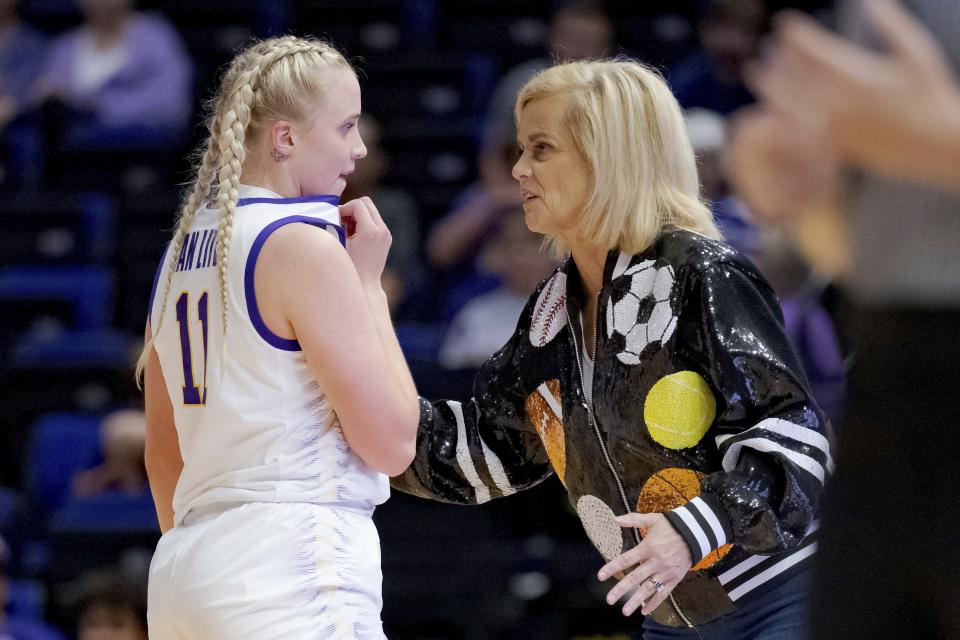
[340,197,391,288]
[597,513,692,617]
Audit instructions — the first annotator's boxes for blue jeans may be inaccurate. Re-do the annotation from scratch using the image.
[640,570,810,640]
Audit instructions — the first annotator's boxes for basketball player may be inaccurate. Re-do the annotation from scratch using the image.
[138,36,419,640]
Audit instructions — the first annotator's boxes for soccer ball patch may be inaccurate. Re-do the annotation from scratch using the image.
[606,260,678,365]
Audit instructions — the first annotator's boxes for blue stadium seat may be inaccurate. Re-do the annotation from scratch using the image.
[23,413,102,525]
[0,192,115,265]
[5,579,46,621]
[0,614,66,640]
[45,491,158,582]
[0,332,136,485]
[11,328,135,370]
[46,491,160,583]
[0,265,114,331]
[49,490,157,533]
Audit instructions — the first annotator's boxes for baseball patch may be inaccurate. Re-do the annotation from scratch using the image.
[529,271,567,348]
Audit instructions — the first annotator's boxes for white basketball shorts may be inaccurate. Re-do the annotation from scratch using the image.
[147,501,386,639]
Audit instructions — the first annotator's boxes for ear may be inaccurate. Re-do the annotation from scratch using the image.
[269,120,295,156]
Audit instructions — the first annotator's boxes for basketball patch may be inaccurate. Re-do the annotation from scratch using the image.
[637,468,732,571]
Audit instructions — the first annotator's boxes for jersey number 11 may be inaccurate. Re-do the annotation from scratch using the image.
[176,291,209,405]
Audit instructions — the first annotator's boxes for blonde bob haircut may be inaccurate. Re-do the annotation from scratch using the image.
[514,58,721,256]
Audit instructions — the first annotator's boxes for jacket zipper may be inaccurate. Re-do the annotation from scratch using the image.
[567,302,695,630]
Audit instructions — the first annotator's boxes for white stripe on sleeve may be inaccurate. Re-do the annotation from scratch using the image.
[449,401,491,504]
[716,418,834,474]
[689,497,728,548]
[477,429,516,497]
[673,504,711,560]
[721,438,826,484]
[727,543,818,601]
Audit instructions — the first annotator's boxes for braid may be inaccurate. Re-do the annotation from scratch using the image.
[214,74,253,342]
[136,35,350,385]
[134,136,221,386]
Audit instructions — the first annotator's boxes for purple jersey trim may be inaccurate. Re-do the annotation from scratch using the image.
[244,215,346,351]
[237,194,340,207]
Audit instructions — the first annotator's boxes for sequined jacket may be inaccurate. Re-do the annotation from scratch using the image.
[393,230,831,627]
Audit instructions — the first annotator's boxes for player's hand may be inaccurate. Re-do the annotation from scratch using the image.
[597,513,692,617]
[340,197,391,288]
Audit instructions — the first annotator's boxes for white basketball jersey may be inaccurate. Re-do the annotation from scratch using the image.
[149,185,389,526]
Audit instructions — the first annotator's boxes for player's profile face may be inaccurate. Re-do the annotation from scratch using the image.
[512,96,591,238]
[289,68,366,197]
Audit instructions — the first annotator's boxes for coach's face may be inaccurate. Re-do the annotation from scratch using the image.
[512,96,591,238]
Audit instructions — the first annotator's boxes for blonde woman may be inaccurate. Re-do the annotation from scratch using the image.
[139,36,419,639]
[393,58,828,638]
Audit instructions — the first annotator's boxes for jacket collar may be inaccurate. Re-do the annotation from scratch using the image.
[563,248,638,307]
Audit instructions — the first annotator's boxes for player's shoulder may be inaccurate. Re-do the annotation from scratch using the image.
[258,219,345,271]
[230,196,338,241]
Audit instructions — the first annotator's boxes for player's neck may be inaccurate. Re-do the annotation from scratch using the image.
[240,157,299,199]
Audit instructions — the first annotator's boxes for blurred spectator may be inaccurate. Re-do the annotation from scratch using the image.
[342,117,424,315]
[72,410,147,499]
[439,212,557,369]
[425,137,519,321]
[0,0,47,188]
[427,2,613,320]
[0,0,46,129]
[33,0,192,134]
[684,107,727,202]
[0,535,67,640]
[684,107,761,254]
[728,0,960,637]
[669,0,768,115]
[684,108,846,422]
[483,0,614,153]
[750,231,846,424]
[62,571,146,640]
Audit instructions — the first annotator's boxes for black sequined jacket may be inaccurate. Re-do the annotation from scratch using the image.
[393,229,831,627]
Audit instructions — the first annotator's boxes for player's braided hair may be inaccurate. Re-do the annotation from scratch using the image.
[136,36,350,385]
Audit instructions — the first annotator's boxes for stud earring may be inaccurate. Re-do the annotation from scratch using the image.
[271,148,286,162]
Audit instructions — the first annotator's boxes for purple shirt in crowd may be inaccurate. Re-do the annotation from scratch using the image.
[37,12,192,129]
